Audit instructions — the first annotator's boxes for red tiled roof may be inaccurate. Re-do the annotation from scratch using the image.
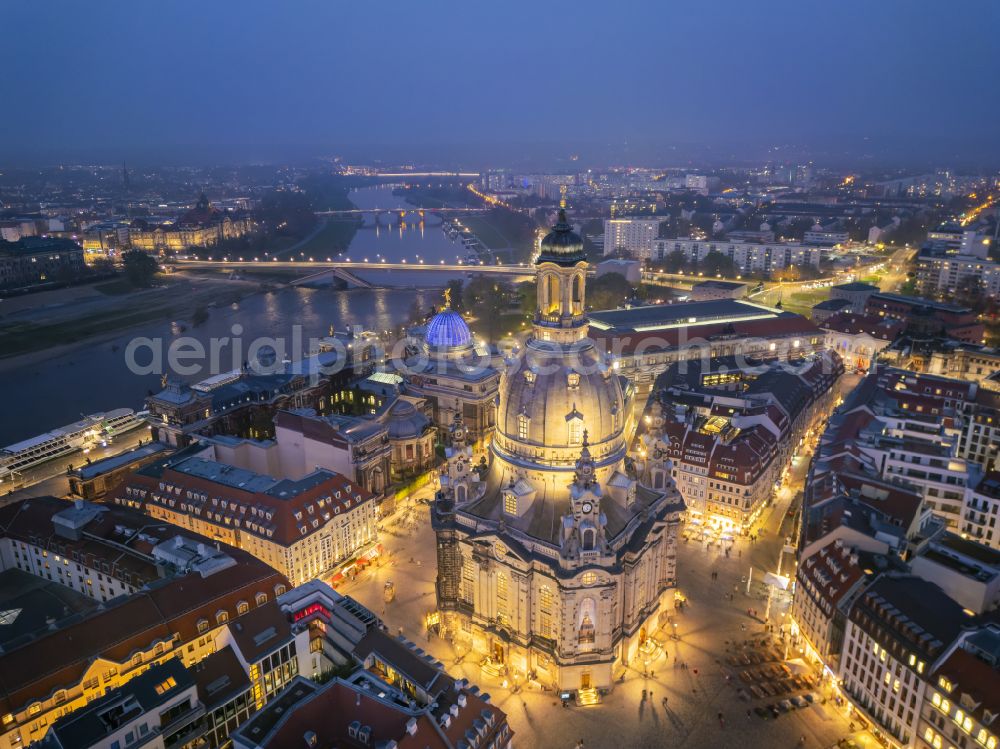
[798,539,865,609]
[0,497,287,716]
[114,462,374,547]
[932,647,1000,724]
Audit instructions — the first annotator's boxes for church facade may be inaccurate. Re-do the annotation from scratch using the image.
[432,211,684,692]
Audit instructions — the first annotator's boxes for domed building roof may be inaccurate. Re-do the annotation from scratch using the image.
[384,398,431,440]
[537,208,585,266]
[495,342,625,462]
[425,308,473,351]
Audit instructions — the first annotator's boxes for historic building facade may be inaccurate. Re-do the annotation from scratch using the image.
[406,304,501,448]
[432,211,684,693]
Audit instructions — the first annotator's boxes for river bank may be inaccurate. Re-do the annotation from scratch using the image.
[0,273,262,366]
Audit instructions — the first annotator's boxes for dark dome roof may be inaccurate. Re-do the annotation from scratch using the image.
[537,209,585,266]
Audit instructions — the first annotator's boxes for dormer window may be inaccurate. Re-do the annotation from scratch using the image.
[567,373,580,389]
[525,371,536,385]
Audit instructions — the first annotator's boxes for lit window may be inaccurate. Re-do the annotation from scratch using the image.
[503,492,517,516]
[518,414,529,440]
[582,572,596,586]
[154,676,177,696]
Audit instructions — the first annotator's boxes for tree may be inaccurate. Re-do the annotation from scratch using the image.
[445,279,465,312]
[699,250,737,278]
[464,276,513,342]
[88,257,116,276]
[121,250,158,288]
[663,248,688,273]
[517,280,537,316]
[588,272,633,311]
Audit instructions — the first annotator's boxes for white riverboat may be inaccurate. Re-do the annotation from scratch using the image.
[0,408,145,483]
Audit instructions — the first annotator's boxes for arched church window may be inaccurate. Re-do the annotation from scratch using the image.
[572,274,584,313]
[456,484,467,503]
[546,274,561,314]
[568,417,584,446]
[582,527,596,551]
[517,413,529,440]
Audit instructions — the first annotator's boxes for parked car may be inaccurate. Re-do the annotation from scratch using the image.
[803,693,816,704]
[754,706,770,719]
[779,699,793,711]
[791,695,808,708]
[768,704,781,718]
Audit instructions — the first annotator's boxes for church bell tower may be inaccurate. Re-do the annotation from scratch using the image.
[533,208,589,344]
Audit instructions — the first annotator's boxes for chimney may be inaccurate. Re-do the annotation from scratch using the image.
[303,731,318,748]
[405,717,418,735]
[457,694,467,708]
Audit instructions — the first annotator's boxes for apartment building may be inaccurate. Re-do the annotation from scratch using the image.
[0,497,288,749]
[839,576,968,749]
[652,237,823,273]
[603,218,660,257]
[916,626,1000,749]
[113,450,377,587]
[645,350,842,531]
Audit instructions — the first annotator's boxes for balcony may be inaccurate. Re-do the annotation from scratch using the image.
[161,702,207,749]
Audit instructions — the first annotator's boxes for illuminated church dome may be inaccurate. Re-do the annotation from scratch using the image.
[425,308,473,352]
[432,209,684,692]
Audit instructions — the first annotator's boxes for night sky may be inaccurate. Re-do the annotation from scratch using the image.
[4,0,999,167]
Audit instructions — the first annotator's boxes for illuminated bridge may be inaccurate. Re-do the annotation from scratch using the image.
[172,258,537,287]
[316,207,489,216]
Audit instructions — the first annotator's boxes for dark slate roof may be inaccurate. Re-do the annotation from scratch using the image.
[537,209,585,266]
[45,658,192,748]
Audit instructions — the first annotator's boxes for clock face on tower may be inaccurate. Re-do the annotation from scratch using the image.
[582,501,593,514]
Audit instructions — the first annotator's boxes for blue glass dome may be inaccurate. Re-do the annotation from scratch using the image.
[426,309,473,349]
